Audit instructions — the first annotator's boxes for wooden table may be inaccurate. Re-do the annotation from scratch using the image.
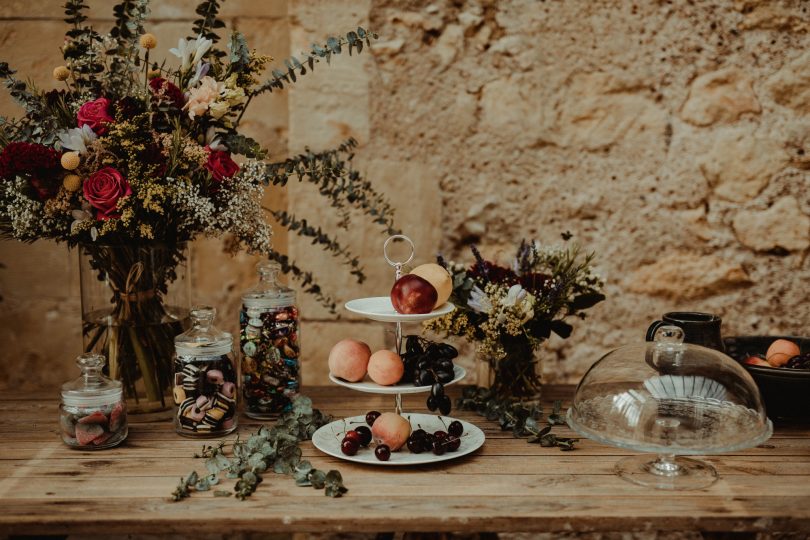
[1,385,809,537]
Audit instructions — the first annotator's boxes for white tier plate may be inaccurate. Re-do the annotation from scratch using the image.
[344,297,455,323]
[329,365,466,395]
[312,413,485,466]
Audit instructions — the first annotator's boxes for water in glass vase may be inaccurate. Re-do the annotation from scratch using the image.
[79,243,190,419]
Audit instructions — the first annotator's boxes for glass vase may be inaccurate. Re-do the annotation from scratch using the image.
[480,334,542,402]
[79,242,190,418]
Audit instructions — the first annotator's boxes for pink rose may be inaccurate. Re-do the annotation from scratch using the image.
[204,150,239,183]
[77,97,114,135]
[83,167,131,220]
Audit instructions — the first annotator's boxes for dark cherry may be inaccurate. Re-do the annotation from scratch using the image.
[365,410,381,426]
[341,438,359,456]
[433,430,448,441]
[432,439,446,456]
[438,395,452,415]
[448,420,463,437]
[375,444,391,461]
[430,382,444,398]
[411,428,427,439]
[406,437,424,453]
[446,435,461,452]
[426,395,438,412]
[354,425,372,446]
[344,430,361,443]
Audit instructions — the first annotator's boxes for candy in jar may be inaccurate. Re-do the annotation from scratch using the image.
[241,261,300,419]
[60,353,128,449]
[173,306,238,437]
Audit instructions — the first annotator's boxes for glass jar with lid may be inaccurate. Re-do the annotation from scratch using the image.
[240,261,301,419]
[173,306,238,437]
[60,353,128,449]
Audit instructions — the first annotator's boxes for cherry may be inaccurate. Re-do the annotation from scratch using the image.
[365,410,381,426]
[446,435,461,452]
[407,437,424,454]
[448,420,463,437]
[411,428,427,439]
[432,439,446,456]
[354,425,372,446]
[438,395,452,415]
[341,437,359,456]
[375,444,391,461]
[433,430,448,441]
[344,430,361,443]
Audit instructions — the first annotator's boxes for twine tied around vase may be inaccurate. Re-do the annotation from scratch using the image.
[111,262,156,319]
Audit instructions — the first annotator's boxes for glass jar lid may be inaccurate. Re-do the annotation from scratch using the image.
[61,353,123,407]
[242,261,296,309]
[567,325,772,455]
[175,306,233,357]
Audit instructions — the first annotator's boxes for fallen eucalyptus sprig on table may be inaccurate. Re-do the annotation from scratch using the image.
[456,386,578,451]
[172,395,347,501]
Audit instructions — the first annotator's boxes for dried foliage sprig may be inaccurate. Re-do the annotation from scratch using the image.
[172,395,346,501]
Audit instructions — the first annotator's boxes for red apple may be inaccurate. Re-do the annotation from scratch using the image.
[390,274,438,314]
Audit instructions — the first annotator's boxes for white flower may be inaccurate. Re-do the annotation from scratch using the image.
[208,100,229,119]
[57,125,97,154]
[467,285,493,314]
[500,284,527,308]
[188,61,210,88]
[169,34,213,72]
[205,127,227,151]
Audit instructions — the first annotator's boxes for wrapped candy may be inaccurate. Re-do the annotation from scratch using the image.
[241,261,301,418]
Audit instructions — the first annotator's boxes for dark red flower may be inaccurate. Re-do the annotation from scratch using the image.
[468,261,520,287]
[0,142,63,200]
[77,97,114,135]
[83,167,131,220]
[204,150,239,183]
[519,272,552,295]
[114,96,145,120]
[149,77,185,110]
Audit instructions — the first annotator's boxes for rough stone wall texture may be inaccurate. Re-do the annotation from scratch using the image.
[0,0,808,392]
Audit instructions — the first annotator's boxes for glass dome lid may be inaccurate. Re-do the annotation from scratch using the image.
[567,325,772,490]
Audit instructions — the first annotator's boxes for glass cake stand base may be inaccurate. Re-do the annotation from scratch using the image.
[615,454,718,490]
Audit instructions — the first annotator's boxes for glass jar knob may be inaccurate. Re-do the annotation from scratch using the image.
[77,353,106,386]
[190,306,216,330]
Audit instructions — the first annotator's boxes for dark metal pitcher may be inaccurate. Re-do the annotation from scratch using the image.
[646,312,725,352]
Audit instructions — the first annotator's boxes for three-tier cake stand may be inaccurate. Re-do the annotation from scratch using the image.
[311,235,485,465]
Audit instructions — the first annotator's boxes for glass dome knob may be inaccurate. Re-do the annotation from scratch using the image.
[190,306,216,330]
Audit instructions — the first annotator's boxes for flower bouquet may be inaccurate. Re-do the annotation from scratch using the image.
[426,238,605,401]
[0,0,393,414]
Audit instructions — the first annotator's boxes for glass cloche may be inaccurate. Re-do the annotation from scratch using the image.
[567,325,772,490]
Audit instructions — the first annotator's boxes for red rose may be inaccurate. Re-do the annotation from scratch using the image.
[149,77,185,109]
[83,167,131,220]
[77,97,114,135]
[204,150,239,182]
[0,142,62,200]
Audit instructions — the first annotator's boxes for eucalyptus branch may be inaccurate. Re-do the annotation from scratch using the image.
[250,28,378,98]
[266,249,337,314]
[264,138,397,235]
[265,208,366,284]
[191,0,227,57]
[62,0,103,94]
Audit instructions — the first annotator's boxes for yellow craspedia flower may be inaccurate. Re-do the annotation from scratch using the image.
[53,66,70,81]
[62,174,82,192]
[61,151,80,171]
[139,33,157,49]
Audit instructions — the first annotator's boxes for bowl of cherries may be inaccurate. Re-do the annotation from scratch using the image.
[725,335,810,421]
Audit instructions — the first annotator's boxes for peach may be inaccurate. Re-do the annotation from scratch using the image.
[371,412,412,451]
[328,339,371,382]
[367,349,405,386]
[410,263,452,308]
[744,356,770,367]
[766,339,800,367]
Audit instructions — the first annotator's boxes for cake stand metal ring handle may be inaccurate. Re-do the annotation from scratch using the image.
[383,234,415,278]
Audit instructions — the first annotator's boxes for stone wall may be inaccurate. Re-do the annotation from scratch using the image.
[0,0,808,391]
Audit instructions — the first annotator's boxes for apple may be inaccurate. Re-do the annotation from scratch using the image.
[328,339,371,382]
[410,263,452,309]
[390,274,438,314]
[367,349,405,386]
[371,412,412,451]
